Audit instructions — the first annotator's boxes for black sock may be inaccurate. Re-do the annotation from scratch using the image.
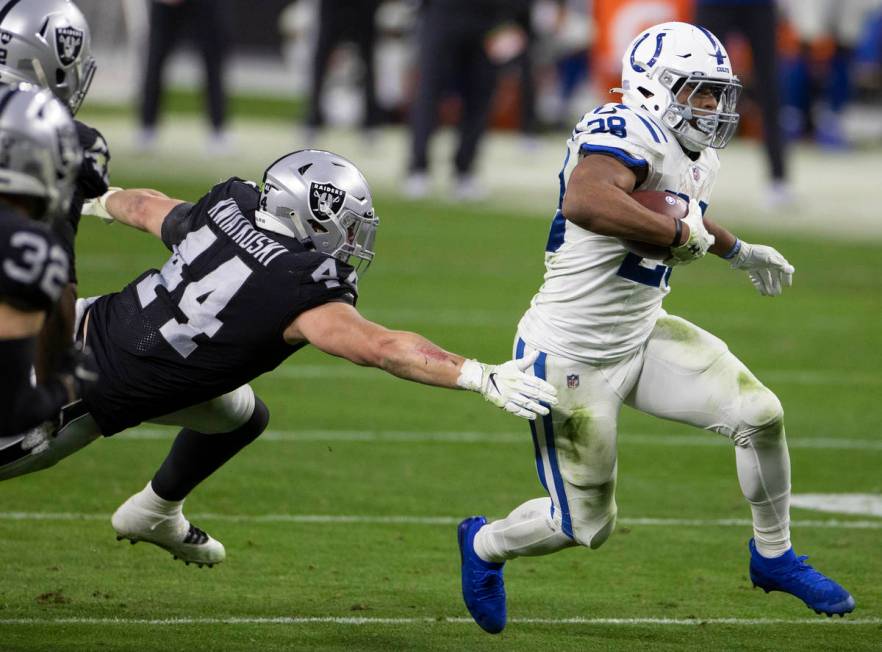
[151,397,270,501]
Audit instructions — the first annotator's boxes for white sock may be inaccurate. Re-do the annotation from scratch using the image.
[750,490,791,558]
[734,427,792,558]
[139,481,184,515]
[473,498,575,563]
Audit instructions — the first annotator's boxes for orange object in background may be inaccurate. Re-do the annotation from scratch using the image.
[593,0,692,102]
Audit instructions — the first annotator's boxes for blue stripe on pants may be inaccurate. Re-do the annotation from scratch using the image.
[517,339,549,495]
[532,350,574,539]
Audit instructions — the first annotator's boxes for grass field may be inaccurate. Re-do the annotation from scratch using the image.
[1,164,880,650]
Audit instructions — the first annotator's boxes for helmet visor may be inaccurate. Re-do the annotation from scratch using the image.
[68,56,96,115]
[335,208,379,275]
[680,76,742,148]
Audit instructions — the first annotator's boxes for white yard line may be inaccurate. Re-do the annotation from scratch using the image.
[118,427,882,452]
[0,512,878,529]
[0,615,879,626]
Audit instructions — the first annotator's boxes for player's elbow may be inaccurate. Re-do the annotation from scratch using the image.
[562,184,605,230]
[369,332,403,371]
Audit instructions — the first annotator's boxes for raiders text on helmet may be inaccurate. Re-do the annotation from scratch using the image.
[616,22,742,151]
[255,150,379,274]
[0,83,83,218]
[0,0,95,114]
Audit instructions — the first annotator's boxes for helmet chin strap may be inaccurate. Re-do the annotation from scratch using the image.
[254,209,302,240]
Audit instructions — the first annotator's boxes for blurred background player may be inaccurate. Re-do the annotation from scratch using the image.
[779,0,880,148]
[694,0,791,207]
[0,85,95,441]
[0,149,557,567]
[304,0,382,142]
[456,22,854,635]
[405,0,531,201]
[0,0,111,387]
[137,0,233,154]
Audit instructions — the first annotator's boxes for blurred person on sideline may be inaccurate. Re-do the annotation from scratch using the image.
[305,0,383,142]
[137,0,233,154]
[695,0,790,208]
[405,0,531,201]
[780,0,881,149]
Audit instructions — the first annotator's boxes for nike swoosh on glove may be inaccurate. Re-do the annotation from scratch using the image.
[457,351,558,420]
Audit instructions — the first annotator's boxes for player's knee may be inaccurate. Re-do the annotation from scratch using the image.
[208,384,258,433]
[245,396,270,440]
[587,509,617,549]
[223,395,269,445]
[570,501,617,550]
[733,383,784,447]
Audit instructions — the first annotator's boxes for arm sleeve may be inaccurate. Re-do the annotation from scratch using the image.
[0,337,70,438]
[159,178,255,250]
[160,202,198,250]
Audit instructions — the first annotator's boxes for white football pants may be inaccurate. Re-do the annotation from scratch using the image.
[474,313,791,562]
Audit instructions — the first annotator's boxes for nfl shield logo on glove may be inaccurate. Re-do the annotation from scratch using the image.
[566,374,579,389]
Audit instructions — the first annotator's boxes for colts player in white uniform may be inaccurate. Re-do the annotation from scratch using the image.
[456,22,855,634]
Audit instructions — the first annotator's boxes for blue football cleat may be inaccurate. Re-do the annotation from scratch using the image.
[458,516,507,634]
[749,539,855,616]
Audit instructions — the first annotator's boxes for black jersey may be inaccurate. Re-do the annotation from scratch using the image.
[52,120,110,285]
[0,208,69,312]
[83,178,358,436]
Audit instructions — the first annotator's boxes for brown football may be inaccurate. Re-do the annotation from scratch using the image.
[620,190,688,260]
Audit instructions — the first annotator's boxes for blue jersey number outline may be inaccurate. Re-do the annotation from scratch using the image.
[585,116,628,139]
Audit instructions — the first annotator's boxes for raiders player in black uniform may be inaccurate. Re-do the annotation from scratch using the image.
[0,85,96,444]
[1,149,558,568]
[0,0,111,381]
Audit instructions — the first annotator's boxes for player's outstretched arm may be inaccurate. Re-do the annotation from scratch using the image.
[82,188,184,239]
[286,302,558,420]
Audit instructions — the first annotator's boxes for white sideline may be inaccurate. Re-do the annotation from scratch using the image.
[119,428,882,452]
[0,512,879,529]
[0,616,880,626]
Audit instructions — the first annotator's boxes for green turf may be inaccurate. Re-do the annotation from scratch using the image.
[1,172,880,650]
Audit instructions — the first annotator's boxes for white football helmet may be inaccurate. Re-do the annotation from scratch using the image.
[0,83,82,219]
[616,21,742,151]
[0,0,96,114]
[254,150,379,273]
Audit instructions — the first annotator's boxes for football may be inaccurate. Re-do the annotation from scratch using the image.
[619,190,688,260]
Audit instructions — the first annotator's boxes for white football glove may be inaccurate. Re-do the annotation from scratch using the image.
[665,199,715,266]
[457,351,558,421]
[730,241,795,296]
[81,187,123,224]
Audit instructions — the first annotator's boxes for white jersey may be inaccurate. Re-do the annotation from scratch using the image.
[518,102,720,364]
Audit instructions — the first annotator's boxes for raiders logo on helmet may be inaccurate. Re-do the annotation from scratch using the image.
[0,31,12,45]
[309,181,346,221]
[55,26,84,66]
